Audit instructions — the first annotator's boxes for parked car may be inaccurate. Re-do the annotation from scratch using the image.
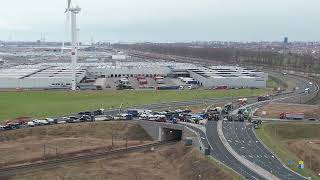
[45,118,57,125]
[57,120,67,124]
[27,121,36,127]
[103,115,114,121]
[114,114,133,120]
[0,125,6,131]
[30,119,49,126]
[93,109,104,116]
[4,123,20,130]
[66,116,80,123]
[79,115,91,122]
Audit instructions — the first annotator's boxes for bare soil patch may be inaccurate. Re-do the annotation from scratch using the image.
[287,139,320,175]
[0,122,151,167]
[10,143,237,180]
[255,103,320,119]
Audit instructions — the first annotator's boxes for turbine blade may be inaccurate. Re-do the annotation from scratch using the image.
[67,0,71,9]
[61,12,70,55]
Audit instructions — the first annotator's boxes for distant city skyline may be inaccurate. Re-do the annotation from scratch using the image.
[1,0,320,43]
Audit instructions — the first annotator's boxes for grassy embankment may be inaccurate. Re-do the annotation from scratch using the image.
[0,89,269,121]
[256,123,320,179]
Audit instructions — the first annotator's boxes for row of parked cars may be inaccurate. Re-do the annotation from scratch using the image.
[0,109,111,132]
[125,108,209,124]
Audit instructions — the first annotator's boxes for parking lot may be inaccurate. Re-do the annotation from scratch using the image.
[104,77,198,90]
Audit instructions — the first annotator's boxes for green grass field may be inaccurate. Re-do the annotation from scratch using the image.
[256,123,320,180]
[0,89,269,121]
[267,75,288,89]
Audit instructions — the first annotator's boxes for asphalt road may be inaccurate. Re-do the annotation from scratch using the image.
[206,121,264,179]
[222,121,305,180]
[218,74,317,180]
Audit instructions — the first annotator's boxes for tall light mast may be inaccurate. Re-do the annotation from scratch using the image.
[65,0,81,91]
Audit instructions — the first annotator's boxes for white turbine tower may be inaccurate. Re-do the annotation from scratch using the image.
[65,0,81,91]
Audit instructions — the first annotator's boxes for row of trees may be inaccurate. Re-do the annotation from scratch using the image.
[114,43,320,73]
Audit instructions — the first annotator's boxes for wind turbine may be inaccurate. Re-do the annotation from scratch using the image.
[64,0,81,91]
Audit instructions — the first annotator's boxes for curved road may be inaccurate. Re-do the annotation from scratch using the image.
[217,74,318,179]
[183,74,317,180]
[222,121,304,180]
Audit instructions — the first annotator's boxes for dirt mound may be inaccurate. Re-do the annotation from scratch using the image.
[0,122,152,167]
[11,143,238,180]
[160,143,236,180]
[287,139,320,174]
[0,122,151,142]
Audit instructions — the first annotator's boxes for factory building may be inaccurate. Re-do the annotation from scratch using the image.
[188,66,267,88]
[0,62,267,89]
[87,62,197,78]
[0,64,86,89]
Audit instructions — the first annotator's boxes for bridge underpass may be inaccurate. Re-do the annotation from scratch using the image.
[159,127,182,141]
[136,120,210,155]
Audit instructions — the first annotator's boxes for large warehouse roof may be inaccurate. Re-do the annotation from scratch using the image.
[189,66,265,79]
[0,65,46,79]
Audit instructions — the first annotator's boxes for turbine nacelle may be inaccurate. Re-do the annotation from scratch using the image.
[65,0,81,13]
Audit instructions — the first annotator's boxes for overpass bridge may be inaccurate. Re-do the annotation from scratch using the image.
[136,120,211,155]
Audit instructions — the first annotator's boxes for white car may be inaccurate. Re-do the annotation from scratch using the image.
[45,118,55,124]
[309,82,313,85]
[31,119,49,126]
[57,120,67,124]
[27,121,36,127]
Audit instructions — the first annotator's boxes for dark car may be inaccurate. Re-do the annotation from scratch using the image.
[4,123,20,130]
[93,109,104,116]
[66,116,79,123]
[78,112,85,116]
[79,115,91,122]
[84,111,92,116]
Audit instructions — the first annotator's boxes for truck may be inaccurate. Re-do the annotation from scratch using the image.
[304,88,310,94]
[238,98,248,107]
[257,95,271,102]
[186,80,198,85]
[279,112,304,120]
[127,109,139,117]
[154,76,164,81]
[116,84,133,90]
[222,103,233,114]
[136,75,145,80]
[157,86,180,90]
[156,78,165,84]
[138,79,148,85]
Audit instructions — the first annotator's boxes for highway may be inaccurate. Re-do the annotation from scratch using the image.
[205,121,264,179]
[2,71,317,179]
[101,72,318,180]
[216,74,318,180]
[222,121,305,180]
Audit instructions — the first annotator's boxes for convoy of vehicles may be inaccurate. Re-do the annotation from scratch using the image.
[0,89,315,133]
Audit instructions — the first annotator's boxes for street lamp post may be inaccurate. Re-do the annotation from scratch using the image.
[309,141,313,177]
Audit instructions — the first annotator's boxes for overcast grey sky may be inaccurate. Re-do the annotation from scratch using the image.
[0,0,319,42]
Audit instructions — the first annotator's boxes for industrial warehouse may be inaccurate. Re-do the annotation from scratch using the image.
[0,61,267,89]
